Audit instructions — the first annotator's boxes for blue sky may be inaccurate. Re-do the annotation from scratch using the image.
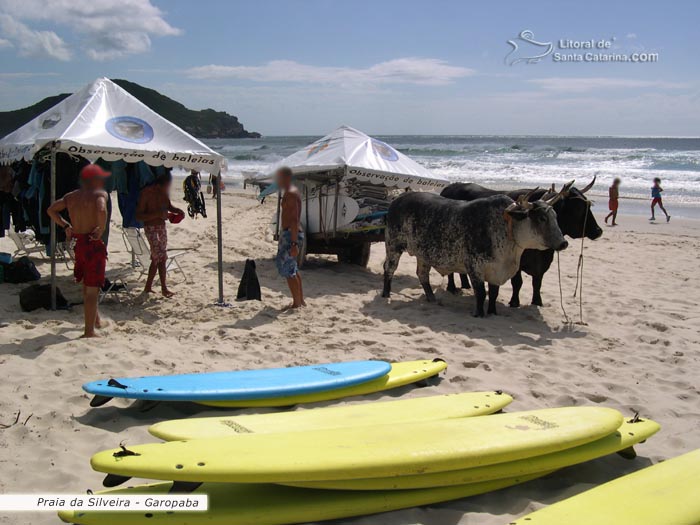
[1,0,699,136]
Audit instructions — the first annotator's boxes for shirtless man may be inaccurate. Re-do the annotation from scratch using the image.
[275,166,305,309]
[135,170,184,297]
[47,164,109,338]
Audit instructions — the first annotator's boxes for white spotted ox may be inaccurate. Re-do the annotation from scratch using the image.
[382,190,568,317]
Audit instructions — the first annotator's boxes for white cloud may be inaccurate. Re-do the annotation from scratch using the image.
[626,33,637,39]
[0,0,180,60]
[0,14,71,60]
[528,77,688,93]
[0,36,10,48]
[186,58,475,86]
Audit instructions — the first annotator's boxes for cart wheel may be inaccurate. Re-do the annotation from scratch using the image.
[340,242,371,267]
[355,242,371,267]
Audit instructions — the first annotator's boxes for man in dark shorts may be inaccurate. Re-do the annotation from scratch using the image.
[275,166,305,309]
[47,164,109,338]
[135,170,184,298]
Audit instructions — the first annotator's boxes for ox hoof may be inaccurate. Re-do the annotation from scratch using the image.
[531,298,543,307]
[447,286,459,295]
[488,309,498,316]
[381,291,391,299]
[473,311,485,318]
[426,295,437,303]
[509,300,520,308]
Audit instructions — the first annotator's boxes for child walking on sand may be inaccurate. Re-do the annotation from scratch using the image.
[605,178,621,226]
[650,177,671,222]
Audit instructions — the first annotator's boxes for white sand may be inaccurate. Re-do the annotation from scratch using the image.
[0,189,698,525]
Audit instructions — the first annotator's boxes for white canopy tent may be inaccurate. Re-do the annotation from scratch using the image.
[250,125,449,191]
[0,78,229,306]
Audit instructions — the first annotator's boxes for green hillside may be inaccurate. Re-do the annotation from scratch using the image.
[0,79,260,139]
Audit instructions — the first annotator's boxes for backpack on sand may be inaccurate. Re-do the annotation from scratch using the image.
[20,284,68,311]
[236,259,261,301]
[2,256,40,283]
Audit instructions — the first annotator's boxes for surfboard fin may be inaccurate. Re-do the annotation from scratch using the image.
[617,446,637,460]
[89,395,113,407]
[103,474,132,487]
[169,481,203,494]
[138,400,160,412]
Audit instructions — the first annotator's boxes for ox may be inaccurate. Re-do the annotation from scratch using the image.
[441,178,602,307]
[382,190,568,317]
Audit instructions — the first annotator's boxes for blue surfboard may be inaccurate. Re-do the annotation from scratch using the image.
[83,361,391,407]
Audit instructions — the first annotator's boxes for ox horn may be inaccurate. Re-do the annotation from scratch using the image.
[517,187,539,209]
[580,174,597,194]
[546,192,563,206]
[562,179,575,194]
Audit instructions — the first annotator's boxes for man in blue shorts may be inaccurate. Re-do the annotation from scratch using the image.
[275,166,305,309]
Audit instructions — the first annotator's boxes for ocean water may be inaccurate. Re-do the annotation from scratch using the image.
[206,135,700,206]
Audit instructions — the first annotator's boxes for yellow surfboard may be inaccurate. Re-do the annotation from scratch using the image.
[197,359,447,407]
[286,417,660,490]
[91,407,622,484]
[509,448,700,525]
[58,472,549,525]
[150,391,513,441]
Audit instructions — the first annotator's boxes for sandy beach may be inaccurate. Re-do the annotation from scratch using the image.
[0,188,698,525]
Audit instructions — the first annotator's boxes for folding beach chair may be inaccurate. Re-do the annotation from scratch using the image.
[8,230,46,259]
[122,227,188,282]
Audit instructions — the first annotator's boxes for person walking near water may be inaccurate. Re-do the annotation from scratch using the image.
[605,178,620,226]
[47,164,109,338]
[275,166,305,309]
[136,170,185,298]
[650,177,671,222]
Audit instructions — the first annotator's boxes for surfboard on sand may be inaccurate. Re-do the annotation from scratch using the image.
[148,391,513,441]
[82,360,392,407]
[197,359,448,408]
[91,407,623,485]
[58,473,548,525]
[286,417,660,490]
[508,448,700,525]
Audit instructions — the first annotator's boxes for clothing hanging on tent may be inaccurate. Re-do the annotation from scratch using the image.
[117,161,154,228]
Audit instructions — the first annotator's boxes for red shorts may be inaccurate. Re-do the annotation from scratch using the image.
[652,197,662,206]
[73,234,107,288]
[608,199,618,211]
[144,224,168,264]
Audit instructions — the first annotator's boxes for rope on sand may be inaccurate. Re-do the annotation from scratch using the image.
[556,251,570,324]
[572,202,589,325]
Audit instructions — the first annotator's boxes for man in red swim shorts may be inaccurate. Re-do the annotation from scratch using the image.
[136,170,184,298]
[48,164,109,338]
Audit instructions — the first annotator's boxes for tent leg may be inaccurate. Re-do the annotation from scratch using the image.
[50,146,57,311]
[215,170,225,305]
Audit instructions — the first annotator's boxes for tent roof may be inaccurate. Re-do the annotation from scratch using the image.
[0,77,224,172]
[252,125,447,191]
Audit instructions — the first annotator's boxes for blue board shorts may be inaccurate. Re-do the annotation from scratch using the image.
[276,230,304,278]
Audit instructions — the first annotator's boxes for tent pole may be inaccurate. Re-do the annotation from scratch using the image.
[50,144,57,311]
[333,174,340,236]
[275,186,281,242]
[215,170,224,305]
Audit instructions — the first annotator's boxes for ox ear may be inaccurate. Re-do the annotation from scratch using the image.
[580,174,596,194]
[506,206,529,221]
